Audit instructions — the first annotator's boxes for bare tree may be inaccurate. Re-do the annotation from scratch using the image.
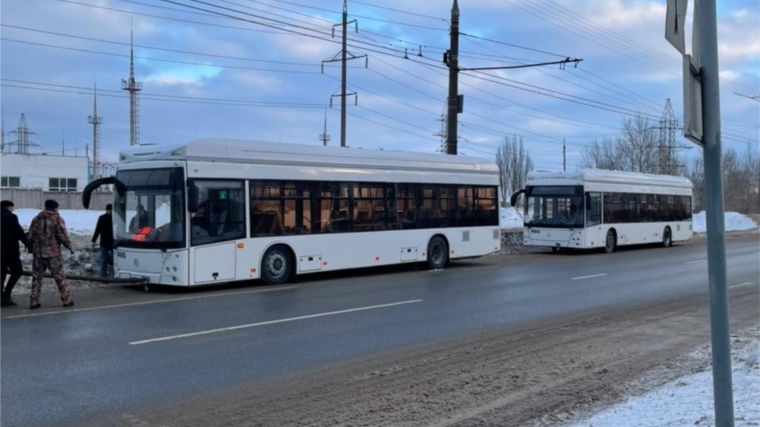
[685,146,759,215]
[580,114,684,174]
[579,137,620,170]
[495,136,533,206]
[685,156,705,212]
[743,146,760,214]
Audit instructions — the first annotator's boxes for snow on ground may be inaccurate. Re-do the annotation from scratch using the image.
[501,207,524,230]
[560,328,760,427]
[15,203,173,235]
[15,209,102,234]
[693,211,758,233]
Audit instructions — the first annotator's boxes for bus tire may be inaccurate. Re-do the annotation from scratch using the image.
[662,227,672,248]
[427,236,448,270]
[604,229,617,254]
[261,245,292,286]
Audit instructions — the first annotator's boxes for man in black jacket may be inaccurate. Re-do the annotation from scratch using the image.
[92,204,114,277]
[1,200,29,306]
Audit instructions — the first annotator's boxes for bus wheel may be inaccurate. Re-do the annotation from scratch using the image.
[662,227,672,248]
[604,230,617,254]
[427,236,448,270]
[261,245,292,285]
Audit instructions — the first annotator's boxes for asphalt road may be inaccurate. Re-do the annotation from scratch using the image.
[2,239,758,427]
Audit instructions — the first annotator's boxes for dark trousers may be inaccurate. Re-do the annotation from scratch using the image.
[1,256,24,300]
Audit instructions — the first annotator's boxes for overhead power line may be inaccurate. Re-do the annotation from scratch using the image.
[1,78,326,108]
[1,38,323,74]
[1,23,317,66]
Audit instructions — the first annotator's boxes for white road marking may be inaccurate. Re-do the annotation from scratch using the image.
[685,259,707,264]
[5,286,298,319]
[571,273,608,280]
[129,299,424,345]
[729,282,755,289]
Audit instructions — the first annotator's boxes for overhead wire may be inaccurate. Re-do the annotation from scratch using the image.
[2,24,318,66]
[1,78,326,108]
[1,38,324,74]
[501,0,679,75]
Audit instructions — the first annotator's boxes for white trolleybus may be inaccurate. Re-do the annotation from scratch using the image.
[510,169,693,253]
[83,139,501,286]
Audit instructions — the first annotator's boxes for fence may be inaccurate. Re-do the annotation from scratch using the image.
[0,188,113,210]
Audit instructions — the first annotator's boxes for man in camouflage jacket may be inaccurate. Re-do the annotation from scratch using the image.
[27,200,75,309]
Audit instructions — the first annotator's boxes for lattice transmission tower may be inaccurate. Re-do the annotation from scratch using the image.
[121,31,143,146]
[88,83,103,181]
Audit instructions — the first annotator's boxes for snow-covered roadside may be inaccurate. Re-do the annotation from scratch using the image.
[501,207,523,230]
[15,208,101,234]
[558,325,760,427]
[693,211,758,233]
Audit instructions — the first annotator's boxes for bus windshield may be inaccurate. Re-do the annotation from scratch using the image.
[113,167,186,250]
[524,185,584,228]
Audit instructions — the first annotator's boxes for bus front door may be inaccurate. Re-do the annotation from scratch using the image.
[585,192,603,247]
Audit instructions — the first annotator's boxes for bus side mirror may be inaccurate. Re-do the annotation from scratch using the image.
[509,189,525,207]
[187,181,200,213]
[82,176,115,209]
[585,195,592,210]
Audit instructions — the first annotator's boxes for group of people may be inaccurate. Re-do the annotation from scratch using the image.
[1,199,113,309]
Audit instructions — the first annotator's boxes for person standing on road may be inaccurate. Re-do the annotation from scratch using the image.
[92,204,113,277]
[27,200,75,309]
[1,200,29,307]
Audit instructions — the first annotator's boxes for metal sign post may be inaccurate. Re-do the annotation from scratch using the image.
[666,1,734,426]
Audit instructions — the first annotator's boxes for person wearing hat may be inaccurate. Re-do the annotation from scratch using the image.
[27,199,75,309]
[1,200,29,307]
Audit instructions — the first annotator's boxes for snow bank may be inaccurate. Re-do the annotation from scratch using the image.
[501,207,523,230]
[562,338,760,427]
[16,203,173,235]
[693,211,758,233]
[15,209,102,235]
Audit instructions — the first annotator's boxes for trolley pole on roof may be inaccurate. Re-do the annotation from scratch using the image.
[666,1,734,425]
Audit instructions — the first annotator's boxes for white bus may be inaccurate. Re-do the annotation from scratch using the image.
[510,169,693,253]
[83,139,501,286]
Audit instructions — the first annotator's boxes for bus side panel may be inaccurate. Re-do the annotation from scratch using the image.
[598,221,692,247]
[231,227,500,278]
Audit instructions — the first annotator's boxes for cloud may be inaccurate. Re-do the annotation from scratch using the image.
[144,65,222,87]
[228,71,286,92]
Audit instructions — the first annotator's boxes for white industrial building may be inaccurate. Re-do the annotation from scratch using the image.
[0,153,89,191]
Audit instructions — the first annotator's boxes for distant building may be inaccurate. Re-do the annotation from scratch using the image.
[0,153,89,192]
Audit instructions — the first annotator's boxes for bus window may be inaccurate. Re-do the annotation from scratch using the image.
[191,180,245,245]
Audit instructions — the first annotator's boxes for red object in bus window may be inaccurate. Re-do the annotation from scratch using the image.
[131,226,152,242]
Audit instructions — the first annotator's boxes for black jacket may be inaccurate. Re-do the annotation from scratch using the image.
[92,213,114,248]
[1,209,29,257]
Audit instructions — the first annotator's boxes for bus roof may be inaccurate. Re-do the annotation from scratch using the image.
[119,139,498,174]
[527,169,693,189]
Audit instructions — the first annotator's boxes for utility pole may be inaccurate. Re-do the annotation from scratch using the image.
[322,0,367,148]
[121,30,143,146]
[445,0,460,155]
[319,108,330,146]
[88,83,103,181]
[444,1,582,156]
[563,139,567,171]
